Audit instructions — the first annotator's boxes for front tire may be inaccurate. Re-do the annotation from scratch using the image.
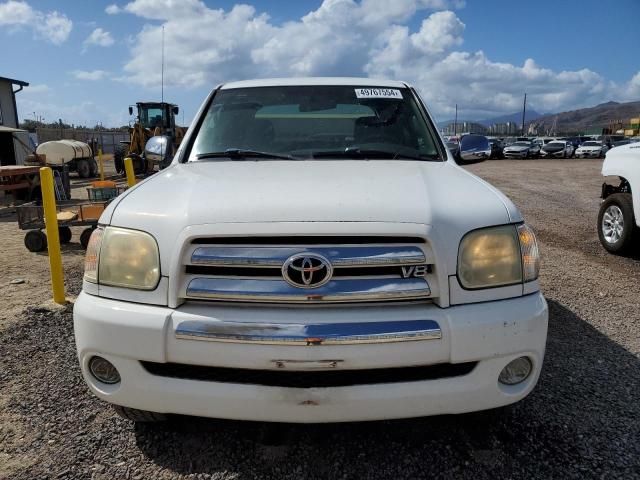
[76,159,91,178]
[130,154,146,174]
[113,405,166,422]
[114,145,128,174]
[89,158,98,177]
[598,193,637,254]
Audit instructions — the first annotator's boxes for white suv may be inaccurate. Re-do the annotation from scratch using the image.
[74,78,548,423]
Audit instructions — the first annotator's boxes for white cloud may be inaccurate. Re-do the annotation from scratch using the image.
[411,11,464,53]
[21,84,50,94]
[0,0,32,24]
[71,70,108,81]
[0,1,72,44]
[116,0,639,119]
[105,4,121,14]
[619,72,640,101]
[84,27,114,48]
[38,11,73,45]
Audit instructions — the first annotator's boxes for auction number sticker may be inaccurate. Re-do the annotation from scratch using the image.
[355,88,403,99]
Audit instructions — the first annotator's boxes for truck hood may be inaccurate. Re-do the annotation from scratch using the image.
[104,160,520,273]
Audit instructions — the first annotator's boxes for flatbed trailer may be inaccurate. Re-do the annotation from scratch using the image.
[15,199,107,252]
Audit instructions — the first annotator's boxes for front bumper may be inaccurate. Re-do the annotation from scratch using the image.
[504,150,529,158]
[540,151,565,158]
[576,150,601,157]
[74,291,548,423]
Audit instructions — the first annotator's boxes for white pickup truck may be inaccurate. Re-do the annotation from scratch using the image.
[74,78,548,423]
[599,142,640,254]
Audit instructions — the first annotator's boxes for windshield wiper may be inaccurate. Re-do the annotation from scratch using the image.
[312,147,433,161]
[196,149,292,160]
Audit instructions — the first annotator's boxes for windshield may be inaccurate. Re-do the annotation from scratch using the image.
[583,141,600,146]
[513,142,530,146]
[547,142,564,147]
[189,85,441,161]
[139,106,166,129]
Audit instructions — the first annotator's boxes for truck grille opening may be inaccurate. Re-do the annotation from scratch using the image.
[140,361,477,388]
[182,237,434,303]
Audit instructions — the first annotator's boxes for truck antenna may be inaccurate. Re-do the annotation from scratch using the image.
[161,25,165,104]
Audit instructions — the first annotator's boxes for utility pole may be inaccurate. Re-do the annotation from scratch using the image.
[521,93,527,136]
[454,103,458,137]
[161,25,165,104]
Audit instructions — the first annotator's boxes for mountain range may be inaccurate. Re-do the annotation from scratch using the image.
[438,110,545,128]
[438,100,640,134]
[527,101,640,134]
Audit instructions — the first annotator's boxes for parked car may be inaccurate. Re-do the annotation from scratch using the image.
[488,139,504,159]
[598,142,640,254]
[503,141,539,158]
[74,78,547,424]
[445,141,459,157]
[533,137,556,147]
[611,139,633,148]
[575,141,608,158]
[539,140,574,158]
[561,137,582,151]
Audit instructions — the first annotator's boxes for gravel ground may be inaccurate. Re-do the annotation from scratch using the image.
[0,158,638,479]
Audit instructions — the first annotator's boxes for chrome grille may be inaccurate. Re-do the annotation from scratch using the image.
[182,238,434,303]
[191,246,427,267]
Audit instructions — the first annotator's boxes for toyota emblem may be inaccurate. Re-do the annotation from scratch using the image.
[282,253,333,289]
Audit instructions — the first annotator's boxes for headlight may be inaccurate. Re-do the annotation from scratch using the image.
[457,224,540,289]
[517,224,540,282]
[83,226,160,290]
[83,227,104,283]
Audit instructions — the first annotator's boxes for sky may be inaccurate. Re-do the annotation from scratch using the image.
[1,0,639,127]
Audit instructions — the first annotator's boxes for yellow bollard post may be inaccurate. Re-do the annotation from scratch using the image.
[124,157,136,188]
[40,167,66,304]
[98,148,105,181]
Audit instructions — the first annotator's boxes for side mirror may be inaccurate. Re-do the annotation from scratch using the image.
[144,135,169,164]
[172,106,179,115]
[128,106,133,116]
[459,135,491,163]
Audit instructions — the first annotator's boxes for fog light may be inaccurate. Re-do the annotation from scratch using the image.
[88,356,121,384]
[498,357,532,385]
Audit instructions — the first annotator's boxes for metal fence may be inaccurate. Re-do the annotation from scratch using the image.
[36,128,130,154]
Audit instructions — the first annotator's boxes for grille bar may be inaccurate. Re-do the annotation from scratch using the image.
[191,246,427,267]
[185,264,431,278]
[191,236,426,245]
[140,361,477,388]
[186,277,431,303]
[175,319,441,345]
